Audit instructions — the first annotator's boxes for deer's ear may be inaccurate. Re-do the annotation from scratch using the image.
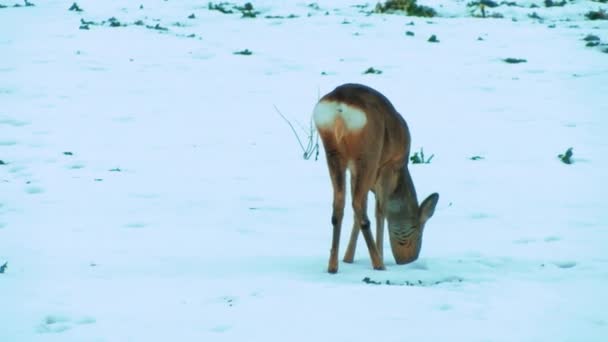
[419,193,439,224]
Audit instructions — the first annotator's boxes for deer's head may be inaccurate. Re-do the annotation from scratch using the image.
[385,173,439,264]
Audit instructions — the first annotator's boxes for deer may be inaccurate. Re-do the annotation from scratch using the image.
[313,83,439,273]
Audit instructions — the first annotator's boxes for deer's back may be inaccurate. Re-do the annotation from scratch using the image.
[313,84,411,166]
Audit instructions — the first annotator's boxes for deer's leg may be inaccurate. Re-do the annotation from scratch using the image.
[373,165,400,265]
[325,149,346,274]
[375,199,385,262]
[343,180,359,263]
[351,161,385,271]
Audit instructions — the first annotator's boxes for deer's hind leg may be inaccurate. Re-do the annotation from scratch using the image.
[343,180,359,263]
[323,144,347,274]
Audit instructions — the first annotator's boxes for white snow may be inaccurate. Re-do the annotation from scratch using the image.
[1,0,607,341]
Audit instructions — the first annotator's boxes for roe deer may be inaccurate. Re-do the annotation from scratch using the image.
[313,83,439,273]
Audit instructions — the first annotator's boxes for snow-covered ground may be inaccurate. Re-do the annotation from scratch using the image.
[1,0,607,340]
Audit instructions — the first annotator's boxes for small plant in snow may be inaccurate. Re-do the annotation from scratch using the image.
[237,3,259,18]
[208,2,259,17]
[427,34,439,42]
[0,160,6,165]
[544,0,566,7]
[585,8,608,20]
[504,57,527,63]
[69,2,82,12]
[274,105,319,161]
[146,23,169,31]
[468,1,504,18]
[583,34,600,47]
[233,49,252,55]
[410,148,434,164]
[108,17,123,27]
[375,0,437,17]
[0,262,7,274]
[558,147,573,164]
[208,2,234,14]
[188,13,196,19]
[363,67,382,74]
[470,155,485,161]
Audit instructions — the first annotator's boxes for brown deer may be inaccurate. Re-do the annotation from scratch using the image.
[313,83,439,273]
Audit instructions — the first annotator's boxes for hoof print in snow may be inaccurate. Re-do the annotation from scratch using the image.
[69,163,85,170]
[233,49,253,55]
[109,167,122,172]
[38,315,95,334]
[406,31,415,36]
[558,147,573,164]
[125,222,147,228]
[363,67,382,74]
[544,236,560,242]
[554,261,577,269]
[25,186,44,194]
[63,151,74,156]
[0,160,6,165]
[0,262,7,274]
[38,315,71,334]
[223,296,236,307]
[470,155,485,161]
[427,34,439,43]
[188,13,196,19]
[503,57,527,64]
[69,2,83,12]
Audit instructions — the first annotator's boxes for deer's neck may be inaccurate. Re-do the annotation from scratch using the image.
[392,166,419,215]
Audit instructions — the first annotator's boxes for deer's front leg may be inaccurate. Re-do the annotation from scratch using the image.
[351,161,385,271]
[375,199,385,262]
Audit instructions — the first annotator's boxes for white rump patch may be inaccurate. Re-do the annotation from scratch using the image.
[313,101,367,131]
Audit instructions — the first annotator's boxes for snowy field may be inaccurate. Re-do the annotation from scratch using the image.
[1,0,607,340]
